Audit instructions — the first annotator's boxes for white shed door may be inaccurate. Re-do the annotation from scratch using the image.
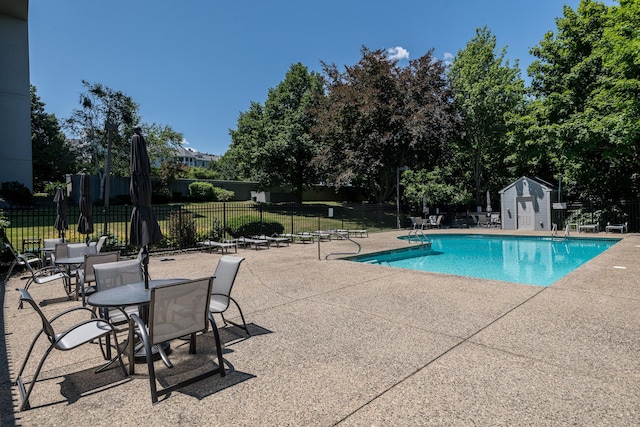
[517,197,535,230]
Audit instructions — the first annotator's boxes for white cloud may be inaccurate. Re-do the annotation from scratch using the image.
[443,52,454,66]
[387,46,409,61]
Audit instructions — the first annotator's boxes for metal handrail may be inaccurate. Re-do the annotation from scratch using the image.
[325,234,362,260]
[407,229,430,246]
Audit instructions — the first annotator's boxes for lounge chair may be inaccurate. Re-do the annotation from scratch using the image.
[280,233,314,243]
[605,221,627,233]
[254,234,290,247]
[197,239,238,253]
[237,236,270,250]
[579,223,600,233]
[348,229,368,237]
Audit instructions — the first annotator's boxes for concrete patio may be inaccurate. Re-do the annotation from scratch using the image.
[1,229,639,426]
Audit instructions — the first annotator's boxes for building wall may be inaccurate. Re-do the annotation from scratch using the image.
[500,177,554,231]
[0,0,32,190]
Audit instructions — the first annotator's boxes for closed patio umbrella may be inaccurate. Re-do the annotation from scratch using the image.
[486,189,492,214]
[53,186,68,242]
[77,171,93,245]
[129,127,162,289]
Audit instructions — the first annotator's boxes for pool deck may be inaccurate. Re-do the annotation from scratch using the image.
[2,228,639,425]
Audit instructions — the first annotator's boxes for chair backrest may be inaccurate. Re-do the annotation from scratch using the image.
[148,277,213,345]
[82,251,120,284]
[211,256,245,309]
[17,288,56,343]
[95,235,108,253]
[43,238,64,250]
[53,243,69,260]
[67,243,97,258]
[93,259,144,292]
[5,243,19,260]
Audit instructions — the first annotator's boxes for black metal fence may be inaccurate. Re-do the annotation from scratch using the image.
[551,200,640,233]
[3,202,397,257]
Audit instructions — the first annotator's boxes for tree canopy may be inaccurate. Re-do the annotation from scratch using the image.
[31,85,78,191]
[314,47,458,203]
[225,63,324,202]
[512,0,640,201]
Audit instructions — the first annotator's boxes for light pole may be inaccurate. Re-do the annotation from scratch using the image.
[396,166,409,229]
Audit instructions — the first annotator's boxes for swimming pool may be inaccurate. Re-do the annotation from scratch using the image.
[345,234,620,287]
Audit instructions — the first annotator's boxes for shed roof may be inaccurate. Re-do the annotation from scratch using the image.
[499,176,556,194]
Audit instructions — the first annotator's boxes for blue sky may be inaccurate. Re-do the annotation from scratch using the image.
[29,0,607,156]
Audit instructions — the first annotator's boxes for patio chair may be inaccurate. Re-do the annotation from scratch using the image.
[14,288,127,411]
[95,235,108,252]
[92,259,145,359]
[15,254,70,309]
[210,255,249,335]
[42,238,64,265]
[128,277,225,404]
[92,259,144,324]
[77,251,121,305]
[4,243,41,280]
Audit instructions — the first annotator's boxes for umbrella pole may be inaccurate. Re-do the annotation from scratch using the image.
[143,245,150,290]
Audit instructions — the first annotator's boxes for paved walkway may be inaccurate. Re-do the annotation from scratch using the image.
[1,229,639,426]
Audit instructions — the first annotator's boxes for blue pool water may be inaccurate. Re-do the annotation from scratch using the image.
[346,234,620,287]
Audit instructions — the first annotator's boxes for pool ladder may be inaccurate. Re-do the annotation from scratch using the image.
[551,223,571,239]
[408,229,431,247]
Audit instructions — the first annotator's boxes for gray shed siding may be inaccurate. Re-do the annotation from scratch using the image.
[499,177,555,231]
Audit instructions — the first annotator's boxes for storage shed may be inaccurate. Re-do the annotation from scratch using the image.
[499,176,557,231]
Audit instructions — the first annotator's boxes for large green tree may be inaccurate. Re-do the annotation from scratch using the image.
[227,63,324,202]
[31,85,78,191]
[513,0,639,200]
[448,27,526,205]
[315,47,457,203]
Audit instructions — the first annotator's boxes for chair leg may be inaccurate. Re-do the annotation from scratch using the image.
[229,296,250,336]
[208,314,226,377]
[5,260,17,281]
[16,344,55,411]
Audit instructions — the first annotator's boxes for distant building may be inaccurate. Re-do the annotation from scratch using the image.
[174,146,219,168]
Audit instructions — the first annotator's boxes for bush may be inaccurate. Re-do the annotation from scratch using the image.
[188,182,215,202]
[166,210,197,248]
[206,218,227,241]
[0,181,35,207]
[152,186,172,204]
[213,187,234,202]
[226,215,284,238]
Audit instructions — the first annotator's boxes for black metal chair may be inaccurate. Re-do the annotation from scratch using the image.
[128,277,225,404]
[4,243,42,281]
[14,288,127,411]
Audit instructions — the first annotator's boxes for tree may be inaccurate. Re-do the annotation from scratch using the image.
[31,85,78,191]
[64,81,183,200]
[448,27,526,206]
[514,0,639,200]
[64,81,141,200]
[315,47,458,203]
[227,64,324,203]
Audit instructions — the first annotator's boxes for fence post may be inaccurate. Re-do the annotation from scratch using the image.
[223,202,227,239]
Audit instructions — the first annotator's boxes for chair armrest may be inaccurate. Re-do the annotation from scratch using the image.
[49,306,99,323]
